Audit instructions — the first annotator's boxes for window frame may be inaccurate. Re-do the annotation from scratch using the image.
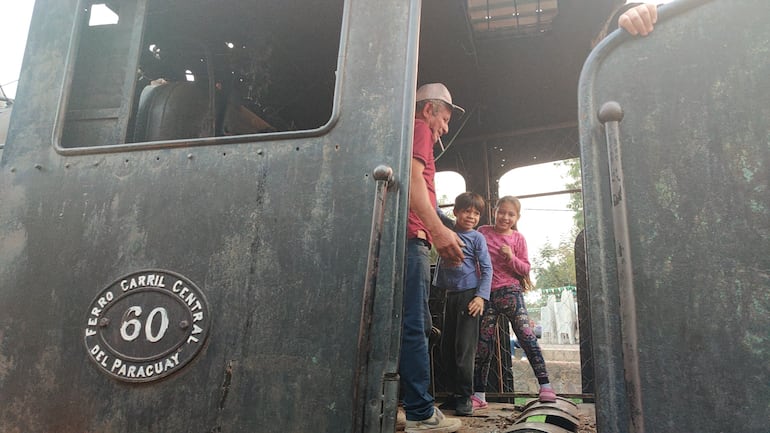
[53,0,349,155]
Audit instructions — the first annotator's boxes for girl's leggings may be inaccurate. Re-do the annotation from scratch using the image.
[474,286,550,391]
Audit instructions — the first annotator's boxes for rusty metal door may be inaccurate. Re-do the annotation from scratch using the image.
[0,1,422,432]
[579,1,770,432]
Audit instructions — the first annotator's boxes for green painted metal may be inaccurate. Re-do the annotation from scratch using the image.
[0,0,418,432]
[580,1,770,432]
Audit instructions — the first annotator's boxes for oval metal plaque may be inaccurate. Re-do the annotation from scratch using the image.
[83,270,210,382]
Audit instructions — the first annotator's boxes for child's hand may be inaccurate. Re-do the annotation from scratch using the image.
[468,296,484,317]
[618,3,657,36]
[500,244,513,260]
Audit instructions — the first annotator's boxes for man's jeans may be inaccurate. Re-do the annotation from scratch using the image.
[399,239,434,421]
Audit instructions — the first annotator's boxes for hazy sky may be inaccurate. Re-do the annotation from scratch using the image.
[1,0,35,99]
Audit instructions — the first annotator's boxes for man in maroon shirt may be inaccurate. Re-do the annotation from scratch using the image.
[401,83,465,432]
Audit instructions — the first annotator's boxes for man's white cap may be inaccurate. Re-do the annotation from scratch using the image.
[415,83,465,114]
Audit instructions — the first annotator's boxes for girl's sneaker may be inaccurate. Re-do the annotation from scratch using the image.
[470,395,488,410]
[538,387,557,403]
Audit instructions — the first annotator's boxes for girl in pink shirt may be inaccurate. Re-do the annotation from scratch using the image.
[472,196,556,406]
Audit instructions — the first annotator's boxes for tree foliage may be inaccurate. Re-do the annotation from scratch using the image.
[560,158,584,232]
[532,235,577,289]
[531,158,583,290]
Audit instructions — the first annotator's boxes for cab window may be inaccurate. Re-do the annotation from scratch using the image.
[60,0,344,148]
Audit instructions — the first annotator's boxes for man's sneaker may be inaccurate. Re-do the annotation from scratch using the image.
[538,387,557,403]
[470,395,488,410]
[405,408,462,433]
[454,396,473,416]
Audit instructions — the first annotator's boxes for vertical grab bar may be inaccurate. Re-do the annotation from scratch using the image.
[598,101,645,433]
[354,165,394,433]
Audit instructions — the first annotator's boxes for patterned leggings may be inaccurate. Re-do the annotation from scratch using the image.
[474,286,550,391]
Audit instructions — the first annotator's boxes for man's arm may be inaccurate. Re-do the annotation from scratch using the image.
[409,158,464,264]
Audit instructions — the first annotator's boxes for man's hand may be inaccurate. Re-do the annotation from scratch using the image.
[408,157,464,265]
[432,225,464,266]
[618,3,658,36]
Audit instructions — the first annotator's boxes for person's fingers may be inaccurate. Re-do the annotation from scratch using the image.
[440,246,463,265]
[639,4,655,35]
[619,4,657,37]
[450,233,464,261]
[436,230,464,264]
[618,14,639,36]
[630,13,649,36]
[635,4,657,35]
[468,301,479,316]
[648,4,658,25]
[453,246,463,262]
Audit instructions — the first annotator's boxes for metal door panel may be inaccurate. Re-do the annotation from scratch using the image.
[0,0,419,432]
[579,1,770,432]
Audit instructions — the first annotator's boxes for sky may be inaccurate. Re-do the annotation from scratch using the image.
[1,1,35,99]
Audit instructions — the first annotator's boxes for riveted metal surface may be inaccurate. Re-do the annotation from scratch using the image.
[0,0,417,432]
[579,1,770,432]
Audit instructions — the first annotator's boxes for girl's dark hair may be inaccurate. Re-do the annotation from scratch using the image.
[454,192,485,213]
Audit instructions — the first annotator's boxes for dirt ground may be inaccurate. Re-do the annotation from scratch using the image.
[397,401,597,433]
[453,401,596,433]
